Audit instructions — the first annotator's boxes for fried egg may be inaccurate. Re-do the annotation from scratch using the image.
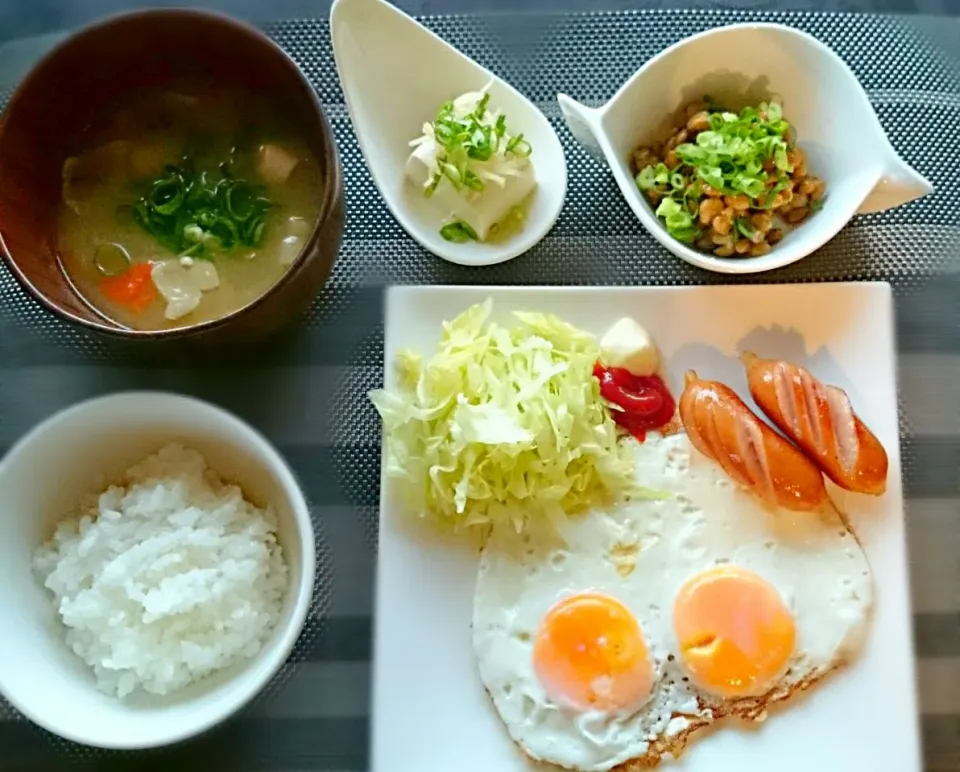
[472,433,873,771]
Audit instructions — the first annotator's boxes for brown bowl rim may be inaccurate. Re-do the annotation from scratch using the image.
[0,8,343,341]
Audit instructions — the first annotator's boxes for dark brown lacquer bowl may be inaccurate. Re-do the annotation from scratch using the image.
[0,9,344,346]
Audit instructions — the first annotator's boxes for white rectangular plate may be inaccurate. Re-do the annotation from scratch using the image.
[371,283,920,772]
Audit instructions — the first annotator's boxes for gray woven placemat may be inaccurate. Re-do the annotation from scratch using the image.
[0,9,958,772]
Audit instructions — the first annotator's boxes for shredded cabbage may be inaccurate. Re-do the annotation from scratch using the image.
[369,299,644,534]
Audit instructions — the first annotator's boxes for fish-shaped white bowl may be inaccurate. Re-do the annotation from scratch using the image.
[330,0,567,267]
[558,23,933,275]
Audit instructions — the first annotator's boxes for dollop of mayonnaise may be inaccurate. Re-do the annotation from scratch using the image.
[599,318,661,377]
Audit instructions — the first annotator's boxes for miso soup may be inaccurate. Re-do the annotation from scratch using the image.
[57,80,324,330]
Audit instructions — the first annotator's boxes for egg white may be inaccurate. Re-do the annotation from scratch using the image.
[472,433,874,771]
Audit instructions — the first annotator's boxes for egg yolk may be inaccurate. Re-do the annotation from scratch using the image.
[673,566,796,697]
[533,592,653,712]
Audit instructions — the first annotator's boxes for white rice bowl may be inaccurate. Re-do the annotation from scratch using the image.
[32,443,290,699]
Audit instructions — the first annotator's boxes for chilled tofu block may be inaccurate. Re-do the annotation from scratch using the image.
[406,135,537,241]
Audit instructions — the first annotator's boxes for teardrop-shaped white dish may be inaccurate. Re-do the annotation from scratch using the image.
[558,23,933,275]
[330,0,567,267]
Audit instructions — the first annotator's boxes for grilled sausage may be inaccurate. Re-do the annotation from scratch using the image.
[679,370,828,512]
[741,352,888,496]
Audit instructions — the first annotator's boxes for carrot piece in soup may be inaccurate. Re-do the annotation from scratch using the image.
[100,262,158,313]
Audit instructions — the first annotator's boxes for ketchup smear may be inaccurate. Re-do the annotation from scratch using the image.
[593,362,675,442]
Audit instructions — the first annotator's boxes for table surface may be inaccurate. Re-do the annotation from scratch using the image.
[1,0,960,47]
[0,4,958,772]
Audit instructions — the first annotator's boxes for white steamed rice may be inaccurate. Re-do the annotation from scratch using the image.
[33,443,289,698]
